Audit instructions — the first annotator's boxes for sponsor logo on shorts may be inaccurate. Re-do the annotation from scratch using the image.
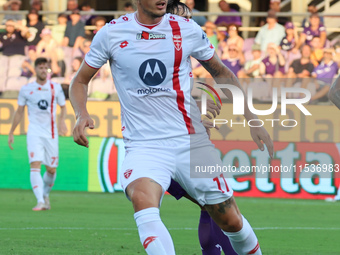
[136,31,166,40]
[124,169,133,179]
[137,87,171,95]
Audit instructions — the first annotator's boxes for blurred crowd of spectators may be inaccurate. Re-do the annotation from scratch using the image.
[188,0,339,104]
[0,0,339,103]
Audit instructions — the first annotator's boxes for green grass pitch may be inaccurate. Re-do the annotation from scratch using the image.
[0,190,339,255]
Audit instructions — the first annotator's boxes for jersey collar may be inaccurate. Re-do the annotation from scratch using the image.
[134,13,164,30]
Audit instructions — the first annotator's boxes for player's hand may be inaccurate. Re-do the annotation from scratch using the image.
[202,120,219,138]
[205,99,221,119]
[73,114,94,148]
[58,120,68,136]
[8,133,14,150]
[250,126,274,158]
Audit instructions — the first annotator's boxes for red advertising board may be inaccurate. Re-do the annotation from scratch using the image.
[213,140,340,199]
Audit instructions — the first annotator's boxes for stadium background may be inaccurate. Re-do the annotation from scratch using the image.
[1,1,340,254]
[1,99,340,199]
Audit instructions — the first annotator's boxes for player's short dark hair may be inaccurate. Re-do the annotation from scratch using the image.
[166,0,190,17]
[35,57,48,66]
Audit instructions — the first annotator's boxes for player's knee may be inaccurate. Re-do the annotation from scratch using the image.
[46,167,56,174]
[131,189,160,212]
[220,213,243,232]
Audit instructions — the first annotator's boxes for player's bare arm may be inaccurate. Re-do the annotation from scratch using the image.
[329,74,340,110]
[58,105,68,136]
[8,105,25,150]
[69,62,98,147]
[199,53,274,158]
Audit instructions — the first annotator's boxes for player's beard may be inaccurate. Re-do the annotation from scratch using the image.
[36,73,47,82]
[138,1,166,19]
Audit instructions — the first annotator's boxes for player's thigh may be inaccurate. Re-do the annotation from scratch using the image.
[120,147,175,205]
[27,135,44,164]
[174,144,233,206]
[42,137,59,168]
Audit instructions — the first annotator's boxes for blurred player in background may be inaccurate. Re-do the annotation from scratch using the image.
[8,57,67,211]
[70,0,273,254]
[326,75,340,202]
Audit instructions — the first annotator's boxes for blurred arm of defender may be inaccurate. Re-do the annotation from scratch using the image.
[69,63,97,147]
[198,53,274,158]
[58,105,68,136]
[8,105,25,150]
[329,74,340,110]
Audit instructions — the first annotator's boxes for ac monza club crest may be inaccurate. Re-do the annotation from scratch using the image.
[173,35,182,51]
[30,152,34,158]
[124,169,133,179]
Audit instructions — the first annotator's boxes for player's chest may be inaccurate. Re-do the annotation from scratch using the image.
[27,87,55,110]
[112,29,190,68]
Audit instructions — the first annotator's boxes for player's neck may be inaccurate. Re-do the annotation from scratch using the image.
[136,10,163,25]
[36,78,47,85]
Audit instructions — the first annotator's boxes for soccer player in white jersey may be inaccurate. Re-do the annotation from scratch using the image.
[326,75,340,202]
[8,57,67,211]
[70,0,274,254]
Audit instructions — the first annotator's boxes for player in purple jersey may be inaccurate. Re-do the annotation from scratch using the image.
[168,178,237,255]
[70,0,273,254]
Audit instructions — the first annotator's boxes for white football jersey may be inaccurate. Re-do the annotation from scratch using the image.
[85,13,215,141]
[18,80,66,139]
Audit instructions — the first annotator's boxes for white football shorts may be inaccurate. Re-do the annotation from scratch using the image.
[27,134,59,167]
[120,133,233,206]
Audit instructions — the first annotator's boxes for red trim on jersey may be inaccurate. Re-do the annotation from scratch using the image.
[134,14,162,30]
[196,52,215,62]
[169,20,195,134]
[84,59,100,70]
[50,82,55,139]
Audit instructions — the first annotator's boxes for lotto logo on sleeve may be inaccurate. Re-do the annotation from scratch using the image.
[139,59,167,86]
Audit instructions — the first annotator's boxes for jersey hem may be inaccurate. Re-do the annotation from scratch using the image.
[84,59,100,70]
[196,52,215,62]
